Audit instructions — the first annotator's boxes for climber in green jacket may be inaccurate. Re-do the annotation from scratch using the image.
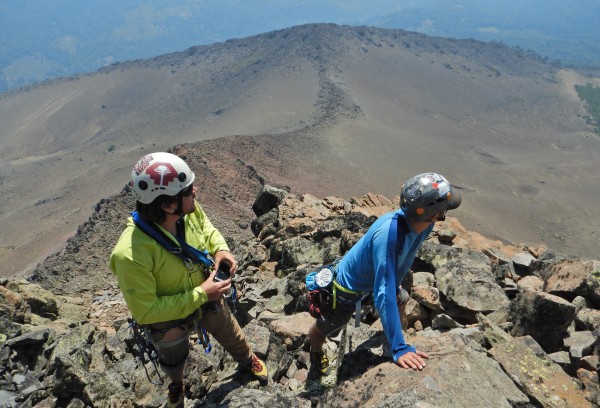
[110,152,267,408]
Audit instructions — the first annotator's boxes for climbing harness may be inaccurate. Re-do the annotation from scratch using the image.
[194,319,213,353]
[224,281,238,315]
[332,281,368,328]
[128,318,164,385]
[307,260,365,326]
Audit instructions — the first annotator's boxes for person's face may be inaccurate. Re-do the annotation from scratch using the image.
[432,210,447,222]
[180,184,197,214]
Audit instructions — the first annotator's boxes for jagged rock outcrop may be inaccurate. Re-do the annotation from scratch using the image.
[0,185,598,407]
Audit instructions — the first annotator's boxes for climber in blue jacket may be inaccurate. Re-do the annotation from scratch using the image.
[308,172,462,375]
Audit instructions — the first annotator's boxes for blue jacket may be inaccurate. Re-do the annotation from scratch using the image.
[335,209,433,362]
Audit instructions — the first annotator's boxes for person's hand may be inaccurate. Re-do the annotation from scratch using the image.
[198,270,232,301]
[213,250,237,276]
[396,350,429,370]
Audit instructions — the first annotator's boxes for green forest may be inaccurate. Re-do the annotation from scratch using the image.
[575,83,600,134]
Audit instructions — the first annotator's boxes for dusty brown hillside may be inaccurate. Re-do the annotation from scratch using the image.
[1,23,600,278]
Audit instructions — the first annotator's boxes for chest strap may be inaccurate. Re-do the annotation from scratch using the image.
[132,211,213,270]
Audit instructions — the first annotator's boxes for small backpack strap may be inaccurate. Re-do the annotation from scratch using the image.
[396,214,410,254]
[131,211,213,268]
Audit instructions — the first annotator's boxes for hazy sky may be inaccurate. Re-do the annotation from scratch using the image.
[1,0,598,92]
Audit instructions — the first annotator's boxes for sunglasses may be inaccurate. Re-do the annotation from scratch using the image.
[181,185,194,197]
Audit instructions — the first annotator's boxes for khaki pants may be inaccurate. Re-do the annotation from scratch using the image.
[151,298,252,378]
[198,297,252,363]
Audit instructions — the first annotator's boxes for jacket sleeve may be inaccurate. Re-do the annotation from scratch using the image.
[110,243,209,325]
[192,201,230,255]
[371,218,416,362]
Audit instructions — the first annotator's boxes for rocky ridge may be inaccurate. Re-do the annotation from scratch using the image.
[1,183,599,407]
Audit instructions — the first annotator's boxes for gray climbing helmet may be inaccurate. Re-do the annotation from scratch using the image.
[400,173,461,222]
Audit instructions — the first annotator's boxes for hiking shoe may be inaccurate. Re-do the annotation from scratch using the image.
[311,349,331,376]
[245,354,268,385]
[165,382,184,408]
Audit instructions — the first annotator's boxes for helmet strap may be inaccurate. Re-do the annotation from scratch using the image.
[159,195,185,219]
[175,194,185,217]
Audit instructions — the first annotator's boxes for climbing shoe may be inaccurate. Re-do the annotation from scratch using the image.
[165,382,184,408]
[245,354,268,385]
[311,349,331,376]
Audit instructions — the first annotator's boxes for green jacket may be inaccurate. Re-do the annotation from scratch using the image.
[110,201,229,324]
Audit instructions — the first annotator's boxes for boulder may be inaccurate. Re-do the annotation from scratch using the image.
[508,290,576,352]
[327,334,529,408]
[15,281,59,319]
[435,253,509,322]
[544,259,600,305]
[489,336,593,408]
[564,330,598,359]
[252,185,289,217]
[511,252,536,276]
[575,307,600,332]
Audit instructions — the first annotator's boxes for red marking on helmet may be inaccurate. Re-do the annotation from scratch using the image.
[146,162,178,186]
[134,155,153,175]
[432,182,439,188]
[416,208,425,215]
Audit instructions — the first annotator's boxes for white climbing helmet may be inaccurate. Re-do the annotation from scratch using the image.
[130,152,195,204]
